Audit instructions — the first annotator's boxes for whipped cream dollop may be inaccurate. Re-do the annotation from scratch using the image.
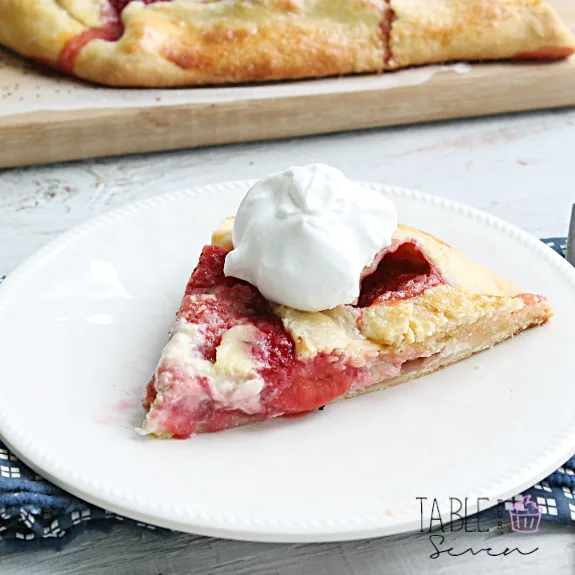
[224,164,398,312]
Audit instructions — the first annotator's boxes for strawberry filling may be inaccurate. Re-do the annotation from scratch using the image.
[57,25,123,74]
[56,0,171,73]
[108,0,171,12]
[358,241,444,307]
[514,47,575,60]
[145,242,445,437]
[381,0,396,67]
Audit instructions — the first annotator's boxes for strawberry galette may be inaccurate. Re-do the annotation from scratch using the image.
[0,0,573,87]
[141,217,552,438]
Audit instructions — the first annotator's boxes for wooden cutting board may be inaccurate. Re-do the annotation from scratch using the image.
[0,0,574,169]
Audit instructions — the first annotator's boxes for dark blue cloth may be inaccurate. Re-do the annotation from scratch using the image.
[0,237,573,546]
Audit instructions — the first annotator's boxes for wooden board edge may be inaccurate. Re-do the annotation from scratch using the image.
[1,61,575,169]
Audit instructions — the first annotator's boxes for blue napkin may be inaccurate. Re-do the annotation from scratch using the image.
[1,237,573,547]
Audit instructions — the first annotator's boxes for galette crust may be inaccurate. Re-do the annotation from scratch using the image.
[0,0,83,62]
[388,0,575,68]
[0,0,387,87]
[0,0,573,87]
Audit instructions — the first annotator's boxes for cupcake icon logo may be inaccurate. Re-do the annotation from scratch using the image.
[509,495,542,533]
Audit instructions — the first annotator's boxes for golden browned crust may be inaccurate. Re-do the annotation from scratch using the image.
[0,0,386,87]
[387,0,575,68]
[1,0,573,87]
[211,217,235,251]
[390,224,523,296]
[0,0,83,62]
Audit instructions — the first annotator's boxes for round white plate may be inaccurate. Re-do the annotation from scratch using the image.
[1,182,575,543]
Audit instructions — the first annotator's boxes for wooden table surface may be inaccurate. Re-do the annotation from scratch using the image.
[1,108,575,574]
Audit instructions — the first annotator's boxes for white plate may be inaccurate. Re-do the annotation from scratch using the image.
[1,181,575,543]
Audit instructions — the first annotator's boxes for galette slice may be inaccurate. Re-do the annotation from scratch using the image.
[140,220,552,438]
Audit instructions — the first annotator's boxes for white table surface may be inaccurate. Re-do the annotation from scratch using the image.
[1,109,575,574]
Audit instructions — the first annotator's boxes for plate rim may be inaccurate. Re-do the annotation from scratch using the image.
[1,180,575,543]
